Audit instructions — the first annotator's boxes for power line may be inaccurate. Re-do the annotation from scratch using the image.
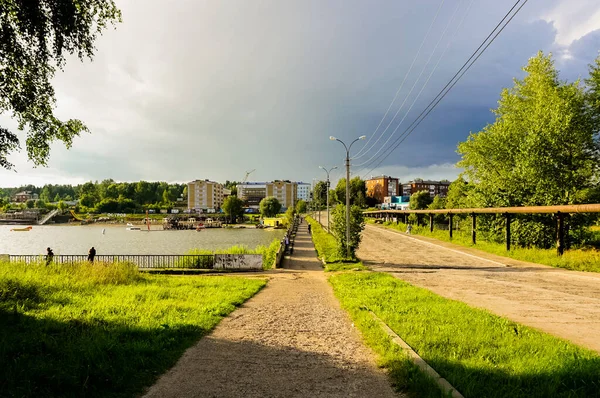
[353,0,447,158]
[353,0,469,167]
[360,0,529,178]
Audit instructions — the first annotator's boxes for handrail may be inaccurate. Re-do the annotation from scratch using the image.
[364,203,600,215]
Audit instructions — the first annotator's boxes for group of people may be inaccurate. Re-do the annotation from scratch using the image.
[45,246,97,265]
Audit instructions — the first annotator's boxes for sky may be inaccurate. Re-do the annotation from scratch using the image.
[1,0,600,188]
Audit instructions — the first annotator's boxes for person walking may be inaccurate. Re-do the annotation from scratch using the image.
[284,234,290,254]
[46,247,54,265]
[406,224,412,234]
[307,223,312,234]
[88,246,96,263]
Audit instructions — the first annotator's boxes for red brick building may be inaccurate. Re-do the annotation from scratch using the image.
[401,179,450,198]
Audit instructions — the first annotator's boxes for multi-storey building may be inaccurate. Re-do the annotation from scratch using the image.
[12,191,38,203]
[187,180,224,212]
[401,179,451,198]
[238,181,298,210]
[296,182,311,202]
[365,176,400,204]
[267,181,297,210]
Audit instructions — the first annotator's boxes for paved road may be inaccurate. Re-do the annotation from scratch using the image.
[358,224,600,354]
[144,222,400,398]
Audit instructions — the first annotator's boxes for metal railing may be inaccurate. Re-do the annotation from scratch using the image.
[8,254,215,269]
[365,204,600,255]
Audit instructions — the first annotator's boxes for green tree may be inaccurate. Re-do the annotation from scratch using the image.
[284,206,296,227]
[313,181,328,207]
[0,1,121,170]
[259,197,281,218]
[334,177,367,206]
[428,195,446,224]
[457,52,600,247]
[25,199,34,209]
[57,200,68,212]
[222,196,244,223]
[295,199,307,214]
[410,191,433,210]
[53,193,61,203]
[105,184,119,200]
[39,187,51,203]
[331,204,365,259]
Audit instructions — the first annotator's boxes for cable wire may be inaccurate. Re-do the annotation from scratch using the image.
[360,0,529,178]
[353,0,447,158]
[353,0,468,167]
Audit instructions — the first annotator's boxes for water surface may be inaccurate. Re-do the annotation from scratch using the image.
[0,225,284,255]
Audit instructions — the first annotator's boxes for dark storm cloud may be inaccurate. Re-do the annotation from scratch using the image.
[1,0,600,186]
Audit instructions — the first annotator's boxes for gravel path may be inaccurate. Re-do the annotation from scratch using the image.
[358,224,600,354]
[143,222,400,398]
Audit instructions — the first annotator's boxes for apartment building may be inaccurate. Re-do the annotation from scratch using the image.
[401,179,451,198]
[296,182,311,202]
[187,180,224,211]
[238,181,298,209]
[365,176,400,204]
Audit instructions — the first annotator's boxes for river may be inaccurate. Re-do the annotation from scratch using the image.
[0,225,285,255]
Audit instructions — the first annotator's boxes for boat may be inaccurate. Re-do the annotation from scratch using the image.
[11,226,33,232]
[127,226,141,231]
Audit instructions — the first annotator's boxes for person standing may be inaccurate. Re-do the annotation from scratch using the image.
[284,234,290,254]
[46,247,54,265]
[88,246,96,263]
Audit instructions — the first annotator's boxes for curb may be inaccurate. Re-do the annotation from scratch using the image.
[368,310,464,398]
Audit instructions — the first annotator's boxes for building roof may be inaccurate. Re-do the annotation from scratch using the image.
[367,175,399,181]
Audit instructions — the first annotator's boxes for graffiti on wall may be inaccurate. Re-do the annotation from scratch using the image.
[214,254,262,270]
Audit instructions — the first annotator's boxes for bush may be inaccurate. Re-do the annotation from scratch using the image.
[331,204,365,260]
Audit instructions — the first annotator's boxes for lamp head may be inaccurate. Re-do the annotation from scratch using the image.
[329,136,337,141]
[359,135,366,140]
[332,166,338,170]
[319,166,324,170]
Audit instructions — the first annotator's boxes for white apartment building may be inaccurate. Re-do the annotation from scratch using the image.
[296,182,311,202]
[187,180,224,211]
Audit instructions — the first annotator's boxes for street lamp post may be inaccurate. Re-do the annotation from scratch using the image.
[319,165,338,233]
[329,135,366,259]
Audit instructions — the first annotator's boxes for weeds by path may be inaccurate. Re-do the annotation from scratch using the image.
[329,272,600,398]
[305,217,367,271]
[0,260,265,397]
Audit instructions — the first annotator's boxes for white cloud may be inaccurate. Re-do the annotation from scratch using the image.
[541,0,600,46]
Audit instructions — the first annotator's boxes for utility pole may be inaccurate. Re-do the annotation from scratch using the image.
[319,166,338,232]
[330,135,366,259]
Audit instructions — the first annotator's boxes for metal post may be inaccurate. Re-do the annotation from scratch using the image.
[345,152,351,259]
[505,213,511,251]
[429,214,434,232]
[449,213,453,239]
[471,213,476,245]
[326,179,330,232]
[557,212,565,256]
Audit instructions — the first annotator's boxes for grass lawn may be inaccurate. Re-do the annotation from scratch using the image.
[0,260,265,397]
[329,272,600,398]
[305,217,367,272]
[371,220,600,273]
[185,238,281,270]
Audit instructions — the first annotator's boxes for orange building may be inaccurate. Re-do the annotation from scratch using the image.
[365,176,399,204]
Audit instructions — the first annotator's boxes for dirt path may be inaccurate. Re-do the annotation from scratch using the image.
[144,222,400,398]
[358,224,600,354]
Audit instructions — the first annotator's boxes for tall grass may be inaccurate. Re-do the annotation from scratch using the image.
[0,260,265,397]
[306,217,367,271]
[330,272,600,397]
[373,220,600,273]
[185,238,281,270]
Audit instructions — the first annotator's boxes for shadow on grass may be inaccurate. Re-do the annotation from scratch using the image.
[432,356,600,398]
[0,309,206,398]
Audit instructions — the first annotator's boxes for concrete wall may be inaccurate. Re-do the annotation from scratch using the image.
[214,254,262,270]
